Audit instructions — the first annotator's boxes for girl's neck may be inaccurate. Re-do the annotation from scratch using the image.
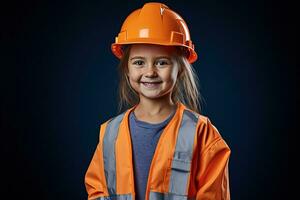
[133,96,177,123]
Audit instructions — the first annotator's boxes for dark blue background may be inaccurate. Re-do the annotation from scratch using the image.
[3,0,294,199]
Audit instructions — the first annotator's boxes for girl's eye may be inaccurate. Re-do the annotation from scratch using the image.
[133,60,145,66]
[156,60,170,66]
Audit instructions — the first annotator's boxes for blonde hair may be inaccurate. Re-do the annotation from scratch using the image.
[117,45,202,114]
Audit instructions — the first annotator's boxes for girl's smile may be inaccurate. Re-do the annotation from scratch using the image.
[140,81,163,89]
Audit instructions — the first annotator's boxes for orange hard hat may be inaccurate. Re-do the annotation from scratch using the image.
[111,2,198,63]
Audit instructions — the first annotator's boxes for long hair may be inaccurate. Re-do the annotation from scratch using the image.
[117,45,203,114]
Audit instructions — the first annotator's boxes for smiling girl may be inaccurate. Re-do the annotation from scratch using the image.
[85,2,231,200]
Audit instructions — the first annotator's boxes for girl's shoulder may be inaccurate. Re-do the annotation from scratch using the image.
[173,105,222,140]
[183,106,219,134]
[183,107,213,128]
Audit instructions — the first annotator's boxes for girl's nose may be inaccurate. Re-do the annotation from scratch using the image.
[145,65,158,77]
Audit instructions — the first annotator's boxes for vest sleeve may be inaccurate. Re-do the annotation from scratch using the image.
[195,118,231,200]
[85,123,107,199]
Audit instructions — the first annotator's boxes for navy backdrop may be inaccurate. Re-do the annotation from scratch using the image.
[3,0,294,199]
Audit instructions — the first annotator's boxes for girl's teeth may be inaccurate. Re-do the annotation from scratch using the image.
[142,82,161,88]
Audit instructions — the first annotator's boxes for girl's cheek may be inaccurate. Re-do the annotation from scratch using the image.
[131,70,143,80]
[129,73,140,82]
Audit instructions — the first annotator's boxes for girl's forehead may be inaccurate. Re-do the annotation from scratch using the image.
[129,44,177,57]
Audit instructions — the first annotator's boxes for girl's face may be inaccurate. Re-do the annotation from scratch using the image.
[127,44,180,101]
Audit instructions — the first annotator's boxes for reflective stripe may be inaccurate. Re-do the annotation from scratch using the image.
[169,110,199,195]
[103,113,125,195]
[149,191,195,200]
[94,194,132,200]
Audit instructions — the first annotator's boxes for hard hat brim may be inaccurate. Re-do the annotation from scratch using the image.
[111,41,198,64]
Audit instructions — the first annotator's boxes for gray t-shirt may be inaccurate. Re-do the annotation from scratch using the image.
[128,109,175,200]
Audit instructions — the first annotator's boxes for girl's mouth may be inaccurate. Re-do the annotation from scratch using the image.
[141,81,162,89]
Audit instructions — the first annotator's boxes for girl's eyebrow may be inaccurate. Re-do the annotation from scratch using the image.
[130,56,145,61]
[155,56,171,60]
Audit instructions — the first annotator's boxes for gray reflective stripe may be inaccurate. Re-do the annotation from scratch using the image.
[103,113,125,195]
[169,110,199,195]
[93,194,132,200]
[149,191,195,200]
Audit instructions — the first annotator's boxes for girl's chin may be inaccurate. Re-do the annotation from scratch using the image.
[139,91,171,100]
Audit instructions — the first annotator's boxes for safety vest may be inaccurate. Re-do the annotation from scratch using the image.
[85,102,231,200]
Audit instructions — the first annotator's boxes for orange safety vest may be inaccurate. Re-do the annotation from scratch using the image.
[85,102,231,200]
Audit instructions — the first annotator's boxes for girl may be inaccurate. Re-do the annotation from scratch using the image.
[85,2,231,200]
